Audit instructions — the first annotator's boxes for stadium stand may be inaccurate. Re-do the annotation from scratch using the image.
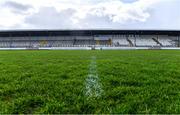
[158,38,172,47]
[127,37,134,47]
[136,38,158,47]
[152,38,163,46]
[157,35,177,47]
[112,35,129,46]
[0,41,11,48]
[0,30,179,49]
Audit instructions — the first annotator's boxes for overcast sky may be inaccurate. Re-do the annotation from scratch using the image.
[0,0,179,30]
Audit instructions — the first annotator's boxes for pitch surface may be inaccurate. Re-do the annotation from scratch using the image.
[0,50,180,114]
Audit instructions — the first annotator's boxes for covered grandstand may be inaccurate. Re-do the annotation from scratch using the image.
[0,30,180,49]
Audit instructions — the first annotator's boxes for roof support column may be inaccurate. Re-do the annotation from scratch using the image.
[178,35,180,47]
[29,33,31,48]
[10,33,12,48]
[134,34,136,47]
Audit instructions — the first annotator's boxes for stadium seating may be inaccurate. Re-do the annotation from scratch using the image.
[156,35,176,47]
[158,38,172,46]
[0,35,178,48]
[136,38,158,47]
[11,41,29,47]
[113,38,129,46]
[0,41,11,48]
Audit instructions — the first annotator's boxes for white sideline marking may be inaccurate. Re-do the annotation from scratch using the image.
[85,56,103,98]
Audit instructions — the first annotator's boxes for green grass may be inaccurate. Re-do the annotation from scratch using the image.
[0,50,180,114]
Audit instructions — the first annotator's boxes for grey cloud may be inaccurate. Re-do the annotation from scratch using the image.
[138,0,180,30]
[3,0,179,30]
[77,14,113,29]
[24,6,116,29]
[120,0,138,3]
[4,1,32,14]
[25,7,76,29]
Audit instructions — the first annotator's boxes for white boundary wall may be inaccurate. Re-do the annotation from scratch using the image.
[0,47,91,50]
[0,47,180,50]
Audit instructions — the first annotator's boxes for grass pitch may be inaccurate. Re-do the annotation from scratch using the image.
[0,50,180,114]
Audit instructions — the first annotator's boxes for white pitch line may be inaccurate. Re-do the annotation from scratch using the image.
[85,56,103,99]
